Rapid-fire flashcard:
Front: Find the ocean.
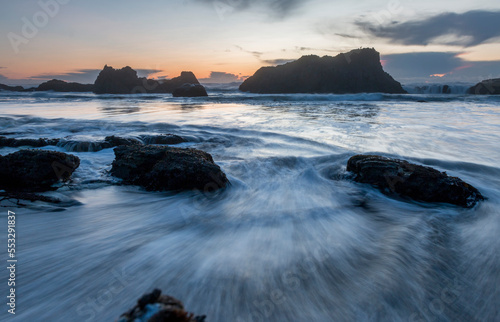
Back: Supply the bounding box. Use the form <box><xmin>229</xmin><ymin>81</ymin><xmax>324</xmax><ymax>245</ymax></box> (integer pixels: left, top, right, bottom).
<box><xmin>0</xmin><ymin>87</ymin><xmax>499</xmax><ymax>321</ymax></box>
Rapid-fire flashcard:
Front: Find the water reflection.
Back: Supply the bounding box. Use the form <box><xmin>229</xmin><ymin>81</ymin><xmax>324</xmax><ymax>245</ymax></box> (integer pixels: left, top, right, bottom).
<box><xmin>262</xmin><ymin>102</ymin><xmax>380</xmax><ymax>122</ymax></box>
<box><xmin>98</xmin><ymin>101</ymin><xmax>141</xmax><ymax>115</ymax></box>
<box><xmin>178</xmin><ymin>103</ymin><xmax>206</xmax><ymax>110</ymax></box>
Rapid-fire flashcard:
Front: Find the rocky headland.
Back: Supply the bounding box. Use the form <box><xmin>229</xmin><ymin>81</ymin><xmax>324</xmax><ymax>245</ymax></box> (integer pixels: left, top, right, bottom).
<box><xmin>239</xmin><ymin>48</ymin><xmax>407</xmax><ymax>94</ymax></box>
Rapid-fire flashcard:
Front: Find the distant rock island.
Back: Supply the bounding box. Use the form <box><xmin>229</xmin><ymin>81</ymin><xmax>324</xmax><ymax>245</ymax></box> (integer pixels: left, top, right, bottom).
<box><xmin>36</xmin><ymin>79</ymin><xmax>94</xmax><ymax>92</ymax></box>
<box><xmin>0</xmin><ymin>84</ymin><xmax>25</xmax><ymax>92</ymax></box>
<box><xmin>468</xmin><ymin>78</ymin><xmax>500</xmax><ymax>94</ymax></box>
<box><xmin>0</xmin><ymin>66</ymin><xmax>208</xmax><ymax>97</ymax></box>
<box><xmin>239</xmin><ymin>48</ymin><xmax>406</xmax><ymax>94</ymax></box>
<box><xmin>93</xmin><ymin>65</ymin><xmax>207</xmax><ymax>96</ymax></box>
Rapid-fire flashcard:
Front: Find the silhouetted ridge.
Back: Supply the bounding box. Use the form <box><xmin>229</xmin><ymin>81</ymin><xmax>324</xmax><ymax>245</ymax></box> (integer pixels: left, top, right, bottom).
<box><xmin>239</xmin><ymin>48</ymin><xmax>406</xmax><ymax>94</ymax></box>
<box><xmin>36</xmin><ymin>79</ymin><xmax>94</xmax><ymax>92</ymax></box>
<box><xmin>0</xmin><ymin>84</ymin><xmax>25</xmax><ymax>92</ymax></box>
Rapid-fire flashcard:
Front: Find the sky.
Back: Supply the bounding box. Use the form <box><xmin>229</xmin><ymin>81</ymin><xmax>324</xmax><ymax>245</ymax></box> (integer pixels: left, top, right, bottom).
<box><xmin>1</xmin><ymin>0</ymin><xmax>500</xmax><ymax>86</ymax></box>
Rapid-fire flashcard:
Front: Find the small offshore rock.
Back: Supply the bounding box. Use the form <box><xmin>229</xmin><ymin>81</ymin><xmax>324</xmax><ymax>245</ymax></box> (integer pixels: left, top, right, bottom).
<box><xmin>346</xmin><ymin>155</ymin><xmax>484</xmax><ymax>208</ymax></box>
<box><xmin>172</xmin><ymin>83</ymin><xmax>208</xmax><ymax>97</ymax></box>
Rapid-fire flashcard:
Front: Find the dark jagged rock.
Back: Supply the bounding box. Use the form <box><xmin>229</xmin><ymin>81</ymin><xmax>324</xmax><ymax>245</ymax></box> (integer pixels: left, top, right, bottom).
<box><xmin>36</xmin><ymin>79</ymin><xmax>94</xmax><ymax>92</ymax></box>
<box><xmin>0</xmin><ymin>150</ymin><xmax>80</xmax><ymax>192</ymax></box>
<box><xmin>0</xmin><ymin>84</ymin><xmax>25</xmax><ymax>92</ymax></box>
<box><xmin>111</xmin><ymin>145</ymin><xmax>229</xmax><ymax>191</ymax></box>
<box><xmin>0</xmin><ymin>136</ymin><xmax>59</xmax><ymax>147</ymax></box>
<box><xmin>118</xmin><ymin>289</ymin><xmax>206</xmax><ymax>322</ymax></box>
<box><xmin>93</xmin><ymin>65</ymin><xmax>202</xmax><ymax>94</ymax></box>
<box><xmin>139</xmin><ymin>134</ymin><xmax>187</xmax><ymax>145</ymax></box>
<box><xmin>172</xmin><ymin>83</ymin><xmax>208</xmax><ymax>97</ymax></box>
<box><xmin>346</xmin><ymin>155</ymin><xmax>484</xmax><ymax>208</ymax></box>
<box><xmin>468</xmin><ymin>78</ymin><xmax>500</xmax><ymax>94</ymax></box>
<box><xmin>239</xmin><ymin>48</ymin><xmax>406</xmax><ymax>94</ymax></box>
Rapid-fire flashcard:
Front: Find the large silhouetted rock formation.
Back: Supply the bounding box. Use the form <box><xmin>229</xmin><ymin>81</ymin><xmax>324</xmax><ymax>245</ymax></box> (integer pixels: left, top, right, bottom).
<box><xmin>93</xmin><ymin>65</ymin><xmax>206</xmax><ymax>95</ymax></box>
<box><xmin>468</xmin><ymin>78</ymin><xmax>500</xmax><ymax>94</ymax></box>
<box><xmin>36</xmin><ymin>79</ymin><xmax>94</xmax><ymax>92</ymax></box>
<box><xmin>239</xmin><ymin>48</ymin><xmax>406</xmax><ymax>94</ymax></box>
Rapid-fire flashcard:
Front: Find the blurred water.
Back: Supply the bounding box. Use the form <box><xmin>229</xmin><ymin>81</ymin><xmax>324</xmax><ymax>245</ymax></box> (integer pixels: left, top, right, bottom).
<box><xmin>0</xmin><ymin>91</ymin><xmax>499</xmax><ymax>321</ymax></box>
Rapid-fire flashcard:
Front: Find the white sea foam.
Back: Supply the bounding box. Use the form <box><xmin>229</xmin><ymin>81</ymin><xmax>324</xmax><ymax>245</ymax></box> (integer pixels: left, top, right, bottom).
<box><xmin>0</xmin><ymin>90</ymin><xmax>499</xmax><ymax>321</ymax></box>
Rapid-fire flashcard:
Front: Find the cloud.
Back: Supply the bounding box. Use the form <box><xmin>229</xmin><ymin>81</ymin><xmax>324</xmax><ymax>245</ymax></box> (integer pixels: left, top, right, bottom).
<box><xmin>262</xmin><ymin>58</ymin><xmax>294</xmax><ymax>65</ymax></box>
<box><xmin>29</xmin><ymin>69</ymin><xmax>101</xmax><ymax>84</ymax></box>
<box><xmin>199</xmin><ymin>71</ymin><xmax>244</xmax><ymax>83</ymax></box>
<box><xmin>382</xmin><ymin>52</ymin><xmax>463</xmax><ymax>78</ymax></box>
<box><xmin>29</xmin><ymin>68</ymin><xmax>163</xmax><ymax>84</ymax></box>
<box><xmin>234</xmin><ymin>45</ymin><xmax>263</xmax><ymax>59</ymax></box>
<box><xmin>191</xmin><ymin>0</ymin><xmax>307</xmax><ymax>19</ymax></box>
<box><xmin>234</xmin><ymin>45</ymin><xmax>296</xmax><ymax>66</ymax></box>
<box><xmin>357</xmin><ymin>10</ymin><xmax>500</xmax><ymax>47</ymax></box>
<box><xmin>381</xmin><ymin>52</ymin><xmax>500</xmax><ymax>83</ymax></box>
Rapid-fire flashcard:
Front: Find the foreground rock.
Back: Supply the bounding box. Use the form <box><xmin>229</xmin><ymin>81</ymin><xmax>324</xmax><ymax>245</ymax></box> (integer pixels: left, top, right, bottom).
<box><xmin>468</xmin><ymin>78</ymin><xmax>500</xmax><ymax>94</ymax></box>
<box><xmin>111</xmin><ymin>145</ymin><xmax>229</xmax><ymax>191</ymax></box>
<box><xmin>0</xmin><ymin>134</ymin><xmax>186</xmax><ymax>152</ymax></box>
<box><xmin>0</xmin><ymin>150</ymin><xmax>80</xmax><ymax>192</ymax></box>
<box><xmin>239</xmin><ymin>48</ymin><xmax>406</xmax><ymax>94</ymax></box>
<box><xmin>118</xmin><ymin>289</ymin><xmax>205</xmax><ymax>322</ymax></box>
<box><xmin>346</xmin><ymin>155</ymin><xmax>484</xmax><ymax>208</ymax></box>
<box><xmin>93</xmin><ymin>65</ymin><xmax>205</xmax><ymax>94</ymax></box>
<box><xmin>172</xmin><ymin>83</ymin><xmax>208</xmax><ymax>97</ymax></box>
<box><xmin>0</xmin><ymin>136</ymin><xmax>60</xmax><ymax>147</ymax></box>
<box><xmin>36</xmin><ymin>79</ymin><xmax>94</xmax><ymax>92</ymax></box>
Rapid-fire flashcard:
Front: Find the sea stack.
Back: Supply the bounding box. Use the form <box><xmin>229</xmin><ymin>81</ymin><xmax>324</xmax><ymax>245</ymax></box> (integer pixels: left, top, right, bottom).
<box><xmin>93</xmin><ymin>65</ymin><xmax>207</xmax><ymax>95</ymax></box>
<box><xmin>239</xmin><ymin>48</ymin><xmax>406</xmax><ymax>94</ymax></box>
